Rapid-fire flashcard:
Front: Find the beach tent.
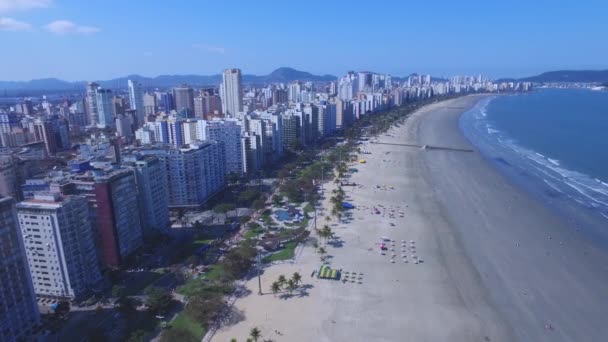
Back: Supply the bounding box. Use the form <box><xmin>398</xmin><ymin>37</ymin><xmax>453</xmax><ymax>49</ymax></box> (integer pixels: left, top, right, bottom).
<box><xmin>342</xmin><ymin>202</ymin><xmax>354</xmax><ymax>209</ymax></box>
<box><xmin>318</xmin><ymin>265</ymin><xmax>341</xmax><ymax>280</ymax></box>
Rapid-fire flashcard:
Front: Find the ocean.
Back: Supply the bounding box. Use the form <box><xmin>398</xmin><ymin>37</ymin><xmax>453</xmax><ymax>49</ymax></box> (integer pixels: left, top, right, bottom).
<box><xmin>460</xmin><ymin>89</ymin><xmax>608</xmax><ymax>241</ymax></box>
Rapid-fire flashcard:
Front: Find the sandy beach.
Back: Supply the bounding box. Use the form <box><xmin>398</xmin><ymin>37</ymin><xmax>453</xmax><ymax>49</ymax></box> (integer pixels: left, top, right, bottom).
<box><xmin>211</xmin><ymin>96</ymin><xmax>608</xmax><ymax>342</ymax></box>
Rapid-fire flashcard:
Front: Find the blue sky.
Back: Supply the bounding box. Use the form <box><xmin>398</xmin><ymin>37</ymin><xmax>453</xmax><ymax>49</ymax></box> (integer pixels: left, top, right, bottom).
<box><xmin>1</xmin><ymin>0</ymin><xmax>607</xmax><ymax>81</ymax></box>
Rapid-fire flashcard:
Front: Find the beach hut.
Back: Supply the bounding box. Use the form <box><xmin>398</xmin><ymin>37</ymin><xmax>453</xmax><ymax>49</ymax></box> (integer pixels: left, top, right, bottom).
<box><xmin>317</xmin><ymin>265</ymin><xmax>341</xmax><ymax>280</ymax></box>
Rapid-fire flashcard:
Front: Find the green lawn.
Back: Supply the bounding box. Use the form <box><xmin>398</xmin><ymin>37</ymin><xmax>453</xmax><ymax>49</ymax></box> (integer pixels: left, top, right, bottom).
<box><xmin>171</xmin><ymin>311</ymin><xmax>206</xmax><ymax>339</ymax></box>
<box><xmin>303</xmin><ymin>202</ymin><xmax>314</xmax><ymax>213</ymax></box>
<box><xmin>204</xmin><ymin>265</ymin><xmax>225</xmax><ymax>281</ymax></box>
<box><xmin>177</xmin><ymin>265</ymin><xmax>228</xmax><ymax>297</ymax></box>
<box><xmin>263</xmin><ymin>241</ymin><xmax>298</xmax><ymax>263</ymax></box>
<box><xmin>243</xmin><ymin>226</ymin><xmax>265</xmax><ymax>240</ymax></box>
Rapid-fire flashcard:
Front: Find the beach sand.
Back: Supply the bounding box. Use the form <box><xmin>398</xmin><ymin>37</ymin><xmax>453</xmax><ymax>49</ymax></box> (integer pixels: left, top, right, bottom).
<box><xmin>211</xmin><ymin>96</ymin><xmax>608</xmax><ymax>342</ymax></box>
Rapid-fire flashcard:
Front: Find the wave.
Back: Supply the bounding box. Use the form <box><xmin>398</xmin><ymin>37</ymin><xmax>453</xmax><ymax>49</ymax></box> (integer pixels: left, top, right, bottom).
<box><xmin>462</xmin><ymin>97</ymin><xmax>608</xmax><ymax>220</ymax></box>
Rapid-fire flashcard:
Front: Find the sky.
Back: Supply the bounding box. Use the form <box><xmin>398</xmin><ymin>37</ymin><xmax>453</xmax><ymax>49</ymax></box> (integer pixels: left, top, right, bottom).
<box><xmin>1</xmin><ymin>0</ymin><xmax>607</xmax><ymax>81</ymax></box>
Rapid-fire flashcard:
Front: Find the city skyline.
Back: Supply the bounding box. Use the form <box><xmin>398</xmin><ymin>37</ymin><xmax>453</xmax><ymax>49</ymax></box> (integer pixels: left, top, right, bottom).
<box><xmin>1</xmin><ymin>0</ymin><xmax>608</xmax><ymax>81</ymax></box>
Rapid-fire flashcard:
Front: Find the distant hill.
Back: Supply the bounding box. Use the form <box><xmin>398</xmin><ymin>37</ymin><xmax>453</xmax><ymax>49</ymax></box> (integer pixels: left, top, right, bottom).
<box><xmin>517</xmin><ymin>70</ymin><xmax>608</xmax><ymax>83</ymax></box>
<box><xmin>0</xmin><ymin>67</ymin><xmax>337</xmax><ymax>94</ymax></box>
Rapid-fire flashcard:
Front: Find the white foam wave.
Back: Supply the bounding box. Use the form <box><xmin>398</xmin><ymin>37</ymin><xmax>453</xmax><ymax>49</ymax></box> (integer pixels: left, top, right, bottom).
<box><xmin>543</xmin><ymin>179</ymin><xmax>564</xmax><ymax>194</ymax></box>
<box><xmin>487</xmin><ymin>127</ymin><xmax>499</xmax><ymax>135</ymax></box>
<box><xmin>548</xmin><ymin>158</ymin><xmax>560</xmax><ymax>166</ymax></box>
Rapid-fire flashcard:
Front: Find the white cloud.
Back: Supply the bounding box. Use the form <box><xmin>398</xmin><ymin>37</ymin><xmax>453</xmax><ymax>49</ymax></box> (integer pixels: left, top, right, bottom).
<box><xmin>45</xmin><ymin>20</ymin><xmax>100</xmax><ymax>35</ymax></box>
<box><xmin>0</xmin><ymin>0</ymin><xmax>52</xmax><ymax>13</ymax></box>
<box><xmin>0</xmin><ymin>16</ymin><xmax>31</xmax><ymax>30</ymax></box>
<box><xmin>192</xmin><ymin>43</ymin><xmax>226</xmax><ymax>54</ymax></box>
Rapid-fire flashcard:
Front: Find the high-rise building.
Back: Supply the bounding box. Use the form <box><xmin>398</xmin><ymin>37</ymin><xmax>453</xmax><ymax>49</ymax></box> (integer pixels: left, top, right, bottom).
<box><xmin>96</xmin><ymin>88</ymin><xmax>115</xmax><ymax>128</ymax></box>
<box><xmin>115</xmin><ymin>113</ymin><xmax>134</xmax><ymax>143</ymax></box>
<box><xmin>112</xmin><ymin>96</ymin><xmax>125</xmax><ymax>117</ymax></box>
<box><xmin>136</xmin><ymin>142</ymin><xmax>225</xmax><ymax>208</ymax></box>
<box><xmin>122</xmin><ymin>154</ymin><xmax>169</xmax><ymax>238</ymax></box>
<box><xmin>160</xmin><ymin>92</ymin><xmax>175</xmax><ymax>112</ymax></box>
<box><xmin>59</xmin><ymin>168</ymin><xmax>144</xmax><ymax>267</ymax></box>
<box><xmin>33</xmin><ymin>119</ymin><xmax>58</xmax><ymax>155</ymax></box>
<box><xmin>201</xmin><ymin>119</ymin><xmax>243</xmax><ymax>175</ymax></box>
<box><xmin>0</xmin><ymin>154</ymin><xmax>23</xmax><ymax>201</ymax></box>
<box><xmin>173</xmin><ymin>85</ymin><xmax>195</xmax><ymax>118</ymax></box>
<box><xmin>143</xmin><ymin>92</ymin><xmax>157</xmax><ymax>116</ymax></box>
<box><xmin>17</xmin><ymin>193</ymin><xmax>102</xmax><ymax>300</ymax></box>
<box><xmin>194</xmin><ymin>96</ymin><xmax>206</xmax><ymax>119</ymax></box>
<box><xmin>0</xmin><ymin>196</ymin><xmax>40</xmax><ymax>341</ymax></box>
<box><xmin>128</xmin><ymin>80</ymin><xmax>145</xmax><ymax>126</ymax></box>
<box><xmin>220</xmin><ymin>68</ymin><xmax>243</xmax><ymax>118</ymax></box>
<box><xmin>86</xmin><ymin>82</ymin><xmax>100</xmax><ymax>126</ymax></box>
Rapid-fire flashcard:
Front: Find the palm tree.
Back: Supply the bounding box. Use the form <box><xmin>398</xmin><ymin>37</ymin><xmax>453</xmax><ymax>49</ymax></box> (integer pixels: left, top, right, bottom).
<box><xmin>277</xmin><ymin>275</ymin><xmax>286</xmax><ymax>288</ymax></box>
<box><xmin>325</xmin><ymin>215</ymin><xmax>331</xmax><ymax>222</ymax></box>
<box><xmin>292</xmin><ymin>272</ymin><xmax>302</xmax><ymax>286</ymax></box>
<box><xmin>286</xmin><ymin>279</ymin><xmax>297</xmax><ymax>293</ymax></box>
<box><xmin>270</xmin><ymin>281</ymin><xmax>281</xmax><ymax>295</ymax></box>
<box><xmin>249</xmin><ymin>327</ymin><xmax>262</xmax><ymax>342</ymax></box>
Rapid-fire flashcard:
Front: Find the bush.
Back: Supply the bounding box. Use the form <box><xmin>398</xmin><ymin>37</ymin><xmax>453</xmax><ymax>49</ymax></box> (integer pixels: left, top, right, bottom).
<box><xmin>213</xmin><ymin>203</ymin><xmax>236</xmax><ymax>213</ymax></box>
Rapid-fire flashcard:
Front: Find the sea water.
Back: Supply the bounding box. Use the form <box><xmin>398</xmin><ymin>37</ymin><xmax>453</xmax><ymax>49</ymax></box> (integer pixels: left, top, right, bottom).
<box><xmin>460</xmin><ymin>88</ymin><xmax>608</xmax><ymax>239</ymax></box>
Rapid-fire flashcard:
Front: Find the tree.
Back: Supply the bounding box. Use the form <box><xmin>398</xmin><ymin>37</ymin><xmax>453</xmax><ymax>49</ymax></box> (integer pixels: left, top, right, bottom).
<box><xmin>286</xmin><ymin>279</ymin><xmax>297</xmax><ymax>294</ymax></box>
<box><xmin>252</xmin><ymin>198</ymin><xmax>266</xmax><ymax>210</ymax></box>
<box><xmin>160</xmin><ymin>328</ymin><xmax>197</xmax><ymax>342</ymax></box>
<box><xmin>250</xmin><ymin>327</ymin><xmax>262</xmax><ymax>342</ymax></box>
<box><xmin>270</xmin><ymin>281</ymin><xmax>281</xmax><ymax>295</ymax></box>
<box><xmin>145</xmin><ymin>286</ymin><xmax>173</xmax><ymax>314</ymax></box>
<box><xmin>230</xmin><ymin>339</ymin><xmax>238</xmax><ymax>342</ymax></box>
<box><xmin>272</xmin><ymin>195</ymin><xmax>283</xmax><ymax>207</ymax></box>
<box><xmin>213</xmin><ymin>203</ymin><xmax>236</xmax><ymax>213</ymax></box>
<box><xmin>126</xmin><ymin>329</ymin><xmax>146</xmax><ymax>342</ymax></box>
<box><xmin>291</xmin><ymin>272</ymin><xmax>302</xmax><ymax>286</ymax></box>
<box><xmin>317</xmin><ymin>247</ymin><xmax>327</xmax><ymax>261</ymax></box>
<box><xmin>116</xmin><ymin>294</ymin><xmax>137</xmax><ymax>314</ymax></box>
<box><xmin>277</xmin><ymin>275</ymin><xmax>287</xmax><ymax>288</ymax></box>
<box><xmin>238</xmin><ymin>188</ymin><xmax>261</xmax><ymax>205</ymax></box>
<box><xmin>185</xmin><ymin>293</ymin><xmax>224</xmax><ymax>324</ymax></box>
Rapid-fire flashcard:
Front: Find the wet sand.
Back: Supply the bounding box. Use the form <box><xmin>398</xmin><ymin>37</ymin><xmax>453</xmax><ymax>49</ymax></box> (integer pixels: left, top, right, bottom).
<box><xmin>211</xmin><ymin>96</ymin><xmax>608</xmax><ymax>342</ymax></box>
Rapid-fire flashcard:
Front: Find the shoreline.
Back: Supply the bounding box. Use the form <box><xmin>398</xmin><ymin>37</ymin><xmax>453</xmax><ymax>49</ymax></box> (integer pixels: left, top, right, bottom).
<box><xmin>211</xmin><ymin>96</ymin><xmax>608</xmax><ymax>342</ymax></box>
<box><xmin>415</xmin><ymin>96</ymin><xmax>608</xmax><ymax>341</ymax></box>
<box><xmin>459</xmin><ymin>92</ymin><xmax>608</xmax><ymax>251</ymax></box>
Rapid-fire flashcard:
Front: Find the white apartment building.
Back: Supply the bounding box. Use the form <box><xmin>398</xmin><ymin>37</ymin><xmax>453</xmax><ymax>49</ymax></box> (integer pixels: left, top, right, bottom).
<box><xmin>137</xmin><ymin>141</ymin><xmax>225</xmax><ymax>208</ymax></box>
<box><xmin>220</xmin><ymin>68</ymin><xmax>243</xmax><ymax>118</ymax></box>
<box><xmin>16</xmin><ymin>193</ymin><xmax>101</xmax><ymax>300</ymax></box>
<box><xmin>200</xmin><ymin>119</ymin><xmax>244</xmax><ymax>175</ymax></box>
<box><xmin>123</xmin><ymin>155</ymin><xmax>169</xmax><ymax>237</ymax></box>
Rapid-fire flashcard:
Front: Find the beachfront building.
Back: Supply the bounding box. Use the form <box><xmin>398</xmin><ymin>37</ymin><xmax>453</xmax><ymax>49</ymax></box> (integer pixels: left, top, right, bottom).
<box><xmin>0</xmin><ymin>196</ymin><xmax>40</xmax><ymax>341</ymax></box>
<box><xmin>16</xmin><ymin>193</ymin><xmax>102</xmax><ymax>300</ymax></box>
<box><xmin>135</xmin><ymin>141</ymin><xmax>225</xmax><ymax>208</ymax></box>
<box><xmin>53</xmin><ymin>167</ymin><xmax>144</xmax><ymax>268</ymax></box>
